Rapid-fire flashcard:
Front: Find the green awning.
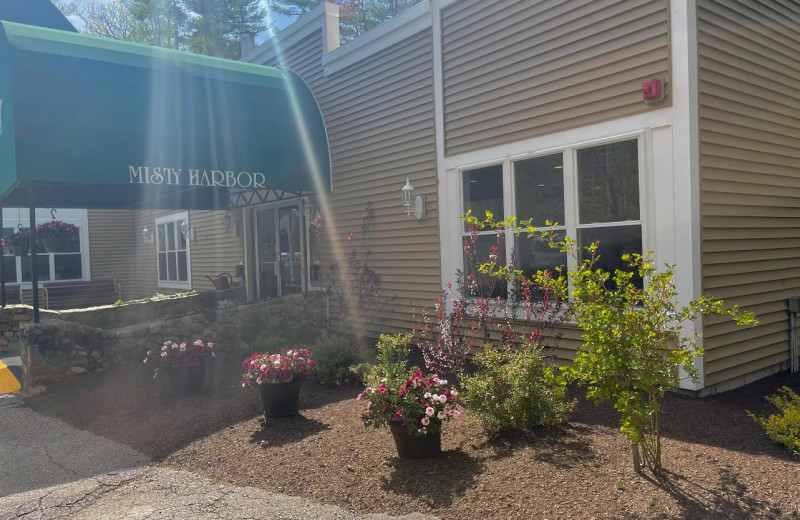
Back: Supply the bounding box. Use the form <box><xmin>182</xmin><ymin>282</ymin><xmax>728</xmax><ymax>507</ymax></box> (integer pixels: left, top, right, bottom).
<box><xmin>0</xmin><ymin>21</ymin><xmax>330</xmax><ymax>210</ymax></box>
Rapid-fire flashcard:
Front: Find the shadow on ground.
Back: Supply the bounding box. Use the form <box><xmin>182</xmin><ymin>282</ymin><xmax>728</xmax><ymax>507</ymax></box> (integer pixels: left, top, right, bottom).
<box><xmin>381</xmin><ymin>449</ymin><xmax>483</xmax><ymax>508</ymax></box>
<box><xmin>249</xmin><ymin>415</ymin><xmax>331</xmax><ymax>448</ymax></box>
<box><xmin>569</xmin><ymin>371</ymin><xmax>800</xmax><ymax>459</ymax></box>
<box><xmin>638</xmin><ymin>467</ymin><xmax>792</xmax><ymax>520</ymax></box>
<box><xmin>24</xmin><ymin>351</ymin><xmax>351</xmax><ymax>460</ymax></box>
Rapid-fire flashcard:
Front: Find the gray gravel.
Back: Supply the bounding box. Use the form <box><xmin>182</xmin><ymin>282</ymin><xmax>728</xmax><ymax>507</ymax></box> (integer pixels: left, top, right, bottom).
<box><xmin>0</xmin><ymin>467</ymin><xmax>439</xmax><ymax>519</ymax></box>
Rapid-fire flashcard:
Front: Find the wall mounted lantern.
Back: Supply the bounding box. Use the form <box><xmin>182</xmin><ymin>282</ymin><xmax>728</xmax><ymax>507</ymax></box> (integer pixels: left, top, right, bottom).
<box><xmin>142</xmin><ymin>226</ymin><xmax>154</xmax><ymax>245</ymax></box>
<box><xmin>180</xmin><ymin>220</ymin><xmax>195</xmax><ymax>241</ymax></box>
<box><xmin>401</xmin><ymin>177</ymin><xmax>425</xmax><ymax>221</ymax></box>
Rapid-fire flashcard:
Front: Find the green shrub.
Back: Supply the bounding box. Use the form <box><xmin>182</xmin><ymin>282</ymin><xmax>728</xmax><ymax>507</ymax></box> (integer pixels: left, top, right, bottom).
<box><xmin>351</xmin><ymin>333</ymin><xmax>415</xmax><ymax>389</ymax></box>
<box><xmin>462</xmin><ymin>343</ymin><xmax>572</xmax><ymax>437</ymax></box>
<box><xmin>748</xmin><ymin>386</ymin><xmax>800</xmax><ymax>457</ymax></box>
<box><xmin>312</xmin><ymin>333</ymin><xmax>362</xmax><ymax>384</ymax></box>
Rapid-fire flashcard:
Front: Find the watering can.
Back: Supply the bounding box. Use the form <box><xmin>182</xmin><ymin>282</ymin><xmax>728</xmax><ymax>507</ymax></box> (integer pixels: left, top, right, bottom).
<box><xmin>205</xmin><ymin>273</ymin><xmax>233</xmax><ymax>290</ymax></box>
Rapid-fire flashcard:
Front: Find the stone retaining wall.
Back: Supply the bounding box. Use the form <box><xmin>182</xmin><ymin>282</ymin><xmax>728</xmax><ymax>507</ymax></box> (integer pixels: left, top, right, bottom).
<box><xmin>19</xmin><ymin>292</ymin><xmax>327</xmax><ymax>394</ymax></box>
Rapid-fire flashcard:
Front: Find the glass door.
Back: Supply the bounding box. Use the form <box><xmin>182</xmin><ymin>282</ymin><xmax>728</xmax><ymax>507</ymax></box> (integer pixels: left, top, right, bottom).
<box><xmin>255</xmin><ymin>204</ymin><xmax>305</xmax><ymax>298</ymax></box>
<box><xmin>278</xmin><ymin>206</ymin><xmax>303</xmax><ymax>294</ymax></box>
<box><xmin>256</xmin><ymin>208</ymin><xmax>278</xmax><ymax>297</ymax></box>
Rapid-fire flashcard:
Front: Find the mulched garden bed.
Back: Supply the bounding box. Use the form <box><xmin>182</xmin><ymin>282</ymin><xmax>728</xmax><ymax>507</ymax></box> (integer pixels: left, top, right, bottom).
<box><xmin>26</xmin><ymin>355</ymin><xmax>800</xmax><ymax>519</ymax></box>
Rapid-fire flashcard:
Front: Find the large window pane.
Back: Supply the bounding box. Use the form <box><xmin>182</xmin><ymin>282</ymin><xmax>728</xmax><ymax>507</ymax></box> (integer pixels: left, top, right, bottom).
<box><xmin>578</xmin><ymin>225</ymin><xmax>643</xmax><ymax>289</ymax></box>
<box><xmin>21</xmin><ymin>255</ymin><xmax>52</xmax><ymax>282</ymax></box>
<box><xmin>578</xmin><ymin>140</ymin><xmax>639</xmax><ymax>224</ymax></box>
<box><xmin>514</xmin><ymin>153</ymin><xmax>565</xmax><ymax>226</ymax></box>
<box><xmin>177</xmin><ymin>252</ymin><xmax>188</xmax><ymax>281</ymax></box>
<box><xmin>167</xmin><ymin>223</ymin><xmax>176</xmax><ymax>250</ymax></box>
<box><xmin>463</xmin><ymin>164</ymin><xmax>504</xmax><ymax>228</ymax></box>
<box><xmin>1</xmin><ymin>256</ymin><xmax>16</xmax><ymax>283</ymax></box>
<box><xmin>158</xmin><ymin>224</ymin><xmax>167</xmax><ymax>251</ymax></box>
<box><xmin>463</xmin><ymin>234</ymin><xmax>507</xmax><ymax>299</ymax></box>
<box><xmin>167</xmin><ymin>253</ymin><xmax>177</xmax><ymax>281</ymax></box>
<box><xmin>54</xmin><ymin>254</ymin><xmax>82</xmax><ymax>280</ymax></box>
<box><xmin>516</xmin><ymin>231</ymin><xmax>567</xmax><ymax>279</ymax></box>
<box><xmin>158</xmin><ymin>253</ymin><xmax>168</xmax><ymax>280</ymax></box>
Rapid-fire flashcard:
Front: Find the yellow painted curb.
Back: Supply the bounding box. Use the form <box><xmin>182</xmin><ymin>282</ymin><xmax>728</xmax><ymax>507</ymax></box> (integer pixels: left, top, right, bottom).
<box><xmin>0</xmin><ymin>360</ymin><xmax>21</xmax><ymax>393</ymax></box>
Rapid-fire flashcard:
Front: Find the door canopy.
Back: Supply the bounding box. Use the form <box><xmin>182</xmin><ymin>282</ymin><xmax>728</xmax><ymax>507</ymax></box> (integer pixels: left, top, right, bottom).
<box><xmin>0</xmin><ymin>21</ymin><xmax>331</xmax><ymax>210</ymax></box>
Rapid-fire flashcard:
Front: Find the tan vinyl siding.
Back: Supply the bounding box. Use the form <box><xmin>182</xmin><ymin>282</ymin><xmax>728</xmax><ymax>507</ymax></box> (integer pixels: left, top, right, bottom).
<box><xmin>260</xmin><ymin>29</ymin><xmax>440</xmax><ymax>338</ymax></box>
<box><xmin>87</xmin><ymin>209</ymin><xmax>136</xmax><ymax>300</ymax></box>
<box><xmin>698</xmin><ymin>0</ymin><xmax>800</xmax><ymax>386</ymax></box>
<box><xmin>131</xmin><ymin>210</ymin><xmax>243</xmax><ymax>298</ymax></box>
<box><xmin>441</xmin><ymin>0</ymin><xmax>671</xmax><ymax>156</ymax></box>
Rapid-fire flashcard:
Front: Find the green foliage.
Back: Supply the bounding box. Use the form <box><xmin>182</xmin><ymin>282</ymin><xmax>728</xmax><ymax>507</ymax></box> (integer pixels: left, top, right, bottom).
<box><xmin>529</xmin><ymin>223</ymin><xmax>757</xmax><ymax>473</ymax></box>
<box><xmin>352</xmin><ymin>333</ymin><xmax>415</xmax><ymax>390</ymax></box>
<box><xmin>311</xmin><ymin>333</ymin><xmax>363</xmax><ymax>385</ymax></box>
<box><xmin>748</xmin><ymin>386</ymin><xmax>800</xmax><ymax>457</ymax></box>
<box><xmin>462</xmin><ymin>343</ymin><xmax>573</xmax><ymax>437</ymax></box>
<box><xmin>55</xmin><ymin>0</ymin><xmax>265</xmax><ymax>58</ymax></box>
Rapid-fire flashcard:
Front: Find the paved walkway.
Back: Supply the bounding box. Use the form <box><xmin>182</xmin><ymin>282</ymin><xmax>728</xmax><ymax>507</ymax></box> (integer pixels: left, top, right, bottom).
<box><xmin>0</xmin><ymin>396</ymin><xmax>437</xmax><ymax>519</ymax></box>
<box><xmin>0</xmin><ymin>467</ymin><xmax>438</xmax><ymax>520</ymax></box>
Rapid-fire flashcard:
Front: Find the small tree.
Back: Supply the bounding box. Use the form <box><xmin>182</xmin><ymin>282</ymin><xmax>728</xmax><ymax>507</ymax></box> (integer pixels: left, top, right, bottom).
<box><xmin>530</xmin><ymin>225</ymin><xmax>756</xmax><ymax>473</ymax></box>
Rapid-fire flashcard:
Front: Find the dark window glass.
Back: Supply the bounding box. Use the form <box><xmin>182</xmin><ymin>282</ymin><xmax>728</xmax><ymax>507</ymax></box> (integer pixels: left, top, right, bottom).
<box><xmin>463</xmin><ymin>234</ymin><xmax>507</xmax><ymax>299</ymax></box>
<box><xmin>54</xmin><ymin>254</ymin><xmax>82</xmax><ymax>280</ymax></box>
<box><xmin>158</xmin><ymin>224</ymin><xmax>167</xmax><ymax>251</ymax></box>
<box><xmin>578</xmin><ymin>225</ymin><xmax>643</xmax><ymax>289</ymax></box>
<box><xmin>516</xmin><ymin>231</ymin><xmax>567</xmax><ymax>279</ymax></box>
<box><xmin>578</xmin><ymin>140</ymin><xmax>639</xmax><ymax>224</ymax></box>
<box><xmin>21</xmin><ymin>255</ymin><xmax>51</xmax><ymax>282</ymax></box>
<box><xmin>158</xmin><ymin>253</ymin><xmax>168</xmax><ymax>280</ymax></box>
<box><xmin>463</xmin><ymin>164</ymin><xmax>504</xmax><ymax>229</ymax></box>
<box><xmin>177</xmin><ymin>252</ymin><xmax>188</xmax><ymax>281</ymax></box>
<box><xmin>167</xmin><ymin>253</ymin><xmax>177</xmax><ymax>281</ymax></box>
<box><xmin>514</xmin><ymin>154</ymin><xmax>565</xmax><ymax>226</ymax></box>
<box><xmin>1</xmin><ymin>256</ymin><xmax>16</xmax><ymax>282</ymax></box>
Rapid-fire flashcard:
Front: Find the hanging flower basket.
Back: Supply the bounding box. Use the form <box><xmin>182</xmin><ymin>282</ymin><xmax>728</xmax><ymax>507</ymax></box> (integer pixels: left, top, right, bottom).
<box><xmin>36</xmin><ymin>221</ymin><xmax>78</xmax><ymax>252</ymax></box>
<box><xmin>2</xmin><ymin>232</ymin><xmax>30</xmax><ymax>256</ymax></box>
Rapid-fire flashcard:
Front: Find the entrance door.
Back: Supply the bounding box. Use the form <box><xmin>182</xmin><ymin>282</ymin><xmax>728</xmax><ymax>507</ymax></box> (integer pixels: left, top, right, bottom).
<box><xmin>255</xmin><ymin>204</ymin><xmax>304</xmax><ymax>298</ymax></box>
<box><xmin>278</xmin><ymin>206</ymin><xmax>303</xmax><ymax>294</ymax></box>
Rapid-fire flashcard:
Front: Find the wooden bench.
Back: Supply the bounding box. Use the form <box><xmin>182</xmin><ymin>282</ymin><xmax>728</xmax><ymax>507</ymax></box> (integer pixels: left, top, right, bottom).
<box><xmin>43</xmin><ymin>279</ymin><xmax>120</xmax><ymax>310</ymax></box>
<box><xmin>1</xmin><ymin>285</ymin><xmax>22</xmax><ymax>305</ymax></box>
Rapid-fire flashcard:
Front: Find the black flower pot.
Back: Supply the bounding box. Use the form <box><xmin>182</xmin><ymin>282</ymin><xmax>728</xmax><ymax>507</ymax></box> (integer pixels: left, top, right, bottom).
<box><xmin>259</xmin><ymin>378</ymin><xmax>301</xmax><ymax>418</ymax></box>
<box><xmin>168</xmin><ymin>361</ymin><xmax>206</xmax><ymax>395</ymax></box>
<box><xmin>8</xmin><ymin>245</ymin><xmax>27</xmax><ymax>256</ymax></box>
<box><xmin>42</xmin><ymin>238</ymin><xmax>68</xmax><ymax>253</ymax></box>
<box><xmin>389</xmin><ymin>422</ymin><xmax>442</xmax><ymax>459</ymax></box>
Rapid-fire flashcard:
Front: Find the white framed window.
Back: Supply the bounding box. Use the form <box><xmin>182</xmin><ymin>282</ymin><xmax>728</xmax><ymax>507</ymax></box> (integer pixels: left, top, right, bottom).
<box><xmin>1</xmin><ymin>208</ymin><xmax>89</xmax><ymax>285</ymax></box>
<box><xmin>460</xmin><ymin>134</ymin><xmax>645</xmax><ymax>293</ymax></box>
<box><xmin>156</xmin><ymin>212</ymin><xmax>191</xmax><ymax>289</ymax></box>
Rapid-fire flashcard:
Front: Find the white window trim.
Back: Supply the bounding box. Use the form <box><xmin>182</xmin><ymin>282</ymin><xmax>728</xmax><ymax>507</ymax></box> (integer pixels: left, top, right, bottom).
<box><xmin>156</xmin><ymin>212</ymin><xmax>192</xmax><ymax>290</ymax></box>
<box><xmin>456</xmin><ymin>131</ymin><xmax>649</xmax><ymax>293</ymax></box>
<box><xmin>3</xmin><ymin>209</ymin><xmax>90</xmax><ymax>287</ymax></box>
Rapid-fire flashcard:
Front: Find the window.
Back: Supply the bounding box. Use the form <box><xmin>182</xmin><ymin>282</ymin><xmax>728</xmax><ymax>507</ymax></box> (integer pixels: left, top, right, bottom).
<box><xmin>1</xmin><ymin>208</ymin><xmax>87</xmax><ymax>285</ymax></box>
<box><xmin>156</xmin><ymin>213</ymin><xmax>191</xmax><ymax>289</ymax></box>
<box><xmin>460</xmin><ymin>137</ymin><xmax>644</xmax><ymax>293</ymax></box>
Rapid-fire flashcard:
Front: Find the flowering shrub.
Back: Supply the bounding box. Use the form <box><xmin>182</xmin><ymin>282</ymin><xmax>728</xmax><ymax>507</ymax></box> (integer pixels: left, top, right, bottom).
<box><xmin>143</xmin><ymin>339</ymin><xmax>215</xmax><ymax>378</ymax></box>
<box><xmin>240</xmin><ymin>348</ymin><xmax>316</xmax><ymax>386</ymax></box>
<box><xmin>359</xmin><ymin>370</ymin><xmax>463</xmax><ymax>436</ymax></box>
<box><xmin>413</xmin><ymin>211</ymin><xmax>568</xmax><ymax>376</ymax></box>
<box><xmin>1</xmin><ymin>230</ymin><xmax>30</xmax><ymax>249</ymax></box>
<box><xmin>36</xmin><ymin>221</ymin><xmax>79</xmax><ymax>240</ymax></box>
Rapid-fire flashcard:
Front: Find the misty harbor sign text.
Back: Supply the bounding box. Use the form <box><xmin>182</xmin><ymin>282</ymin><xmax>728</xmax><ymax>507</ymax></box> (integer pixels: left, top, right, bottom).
<box><xmin>129</xmin><ymin>166</ymin><xmax>266</xmax><ymax>189</ymax></box>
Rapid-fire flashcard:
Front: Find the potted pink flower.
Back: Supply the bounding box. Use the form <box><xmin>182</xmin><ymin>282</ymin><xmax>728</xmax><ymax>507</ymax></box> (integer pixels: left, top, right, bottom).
<box><xmin>241</xmin><ymin>348</ymin><xmax>316</xmax><ymax>418</ymax></box>
<box><xmin>359</xmin><ymin>370</ymin><xmax>463</xmax><ymax>459</ymax></box>
<box><xmin>143</xmin><ymin>339</ymin><xmax>215</xmax><ymax>395</ymax></box>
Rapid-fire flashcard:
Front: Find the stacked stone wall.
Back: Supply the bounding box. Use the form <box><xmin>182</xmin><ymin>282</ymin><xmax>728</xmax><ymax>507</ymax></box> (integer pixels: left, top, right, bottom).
<box><xmin>18</xmin><ymin>292</ymin><xmax>327</xmax><ymax>393</ymax></box>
